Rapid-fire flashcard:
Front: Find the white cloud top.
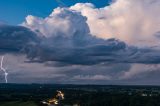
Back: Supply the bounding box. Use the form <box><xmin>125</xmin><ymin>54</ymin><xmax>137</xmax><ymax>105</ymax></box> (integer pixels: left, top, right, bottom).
<box><xmin>70</xmin><ymin>0</ymin><xmax>160</xmax><ymax>46</ymax></box>
<box><xmin>23</xmin><ymin>0</ymin><xmax>160</xmax><ymax>47</ymax></box>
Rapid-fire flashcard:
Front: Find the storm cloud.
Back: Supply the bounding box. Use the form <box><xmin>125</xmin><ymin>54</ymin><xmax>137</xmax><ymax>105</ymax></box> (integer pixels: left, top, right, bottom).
<box><xmin>1</xmin><ymin>0</ymin><xmax>160</xmax><ymax>84</ymax></box>
<box><xmin>0</xmin><ymin>4</ymin><xmax>160</xmax><ymax>66</ymax></box>
<box><xmin>21</xmin><ymin>6</ymin><xmax>160</xmax><ymax>65</ymax></box>
<box><xmin>0</xmin><ymin>24</ymin><xmax>39</xmax><ymax>53</ymax></box>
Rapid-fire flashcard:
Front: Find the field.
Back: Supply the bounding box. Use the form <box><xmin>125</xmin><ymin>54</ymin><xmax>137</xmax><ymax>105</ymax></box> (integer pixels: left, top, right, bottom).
<box><xmin>0</xmin><ymin>101</ymin><xmax>36</xmax><ymax>106</ymax></box>
<box><xmin>1</xmin><ymin>84</ymin><xmax>160</xmax><ymax>106</ymax></box>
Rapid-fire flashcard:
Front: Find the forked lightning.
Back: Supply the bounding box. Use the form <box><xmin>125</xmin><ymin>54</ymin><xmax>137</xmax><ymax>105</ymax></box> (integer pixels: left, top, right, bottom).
<box><xmin>0</xmin><ymin>56</ymin><xmax>8</xmax><ymax>83</ymax></box>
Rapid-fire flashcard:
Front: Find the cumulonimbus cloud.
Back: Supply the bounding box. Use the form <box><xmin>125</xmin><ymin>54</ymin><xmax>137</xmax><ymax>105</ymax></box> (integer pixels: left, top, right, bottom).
<box><xmin>20</xmin><ymin>1</ymin><xmax>160</xmax><ymax>65</ymax></box>
<box><xmin>23</xmin><ymin>0</ymin><xmax>160</xmax><ymax>47</ymax></box>
<box><xmin>1</xmin><ymin>0</ymin><xmax>160</xmax><ymax>83</ymax></box>
<box><xmin>1</xmin><ymin>0</ymin><xmax>160</xmax><ymax>66</ymax></box>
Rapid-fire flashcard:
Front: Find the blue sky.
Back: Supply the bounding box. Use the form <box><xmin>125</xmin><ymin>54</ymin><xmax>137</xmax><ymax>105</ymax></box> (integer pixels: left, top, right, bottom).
<box><xmin>0</xmin><ymin>0</ymin><xmax>111</xmax><ymax>25</ymax></box>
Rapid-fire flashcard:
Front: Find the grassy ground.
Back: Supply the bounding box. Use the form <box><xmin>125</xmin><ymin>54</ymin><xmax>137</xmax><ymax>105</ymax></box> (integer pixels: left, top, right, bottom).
<box><xmin>0</xmin><ymin>101</ymin><xmax>37</xmax><ymax>106</ymax></box>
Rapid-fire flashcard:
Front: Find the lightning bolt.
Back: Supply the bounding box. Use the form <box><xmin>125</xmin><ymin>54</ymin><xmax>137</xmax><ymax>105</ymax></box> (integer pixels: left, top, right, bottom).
<box><xmin>0</xmin><ymin>56</ymin><xmax>8</xmax><ymax>83</ymax></box>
